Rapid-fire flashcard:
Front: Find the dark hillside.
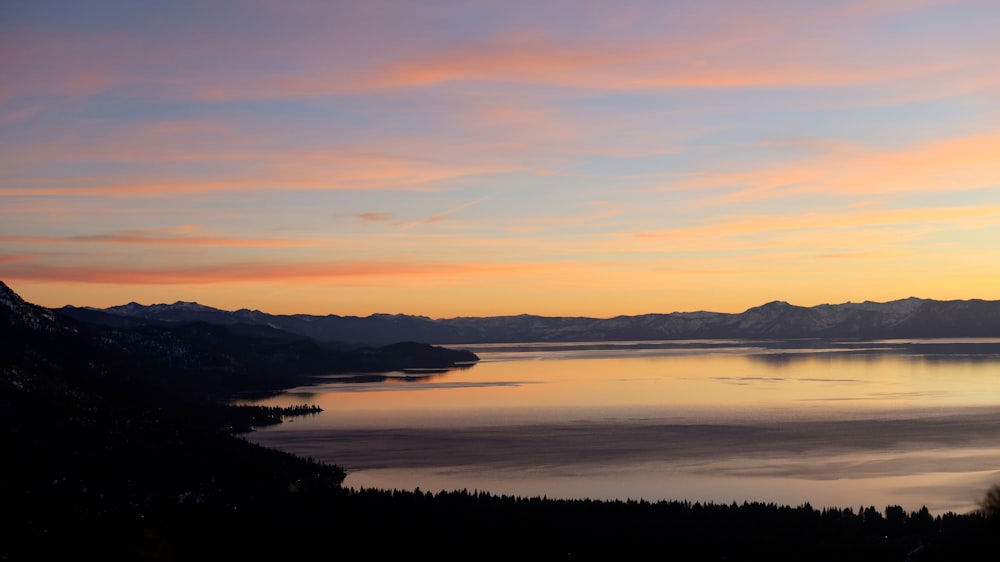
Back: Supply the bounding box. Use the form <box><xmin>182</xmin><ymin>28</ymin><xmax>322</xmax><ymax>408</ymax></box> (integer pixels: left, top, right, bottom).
<box><xmin>58</xmin><ymin>309</ymin><xmax>479</xmax><ymax>395</ymax></box>
<box><xmin>1</xmin><ymin>281</ymin><xmax>346</xmax><ymax>560</ymax></box>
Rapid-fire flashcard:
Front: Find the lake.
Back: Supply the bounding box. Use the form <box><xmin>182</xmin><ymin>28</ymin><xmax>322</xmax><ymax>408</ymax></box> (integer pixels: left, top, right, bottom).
<box><xmin>241</xmin><ymin>338</ymin><xmax>1000</xmax><ymax>515</ymax></box>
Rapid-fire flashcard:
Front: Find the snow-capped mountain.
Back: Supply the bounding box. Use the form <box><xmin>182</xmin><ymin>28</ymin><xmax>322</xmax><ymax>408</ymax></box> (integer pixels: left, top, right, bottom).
<box><xmin>3</xmin><ymin>281</ymin><xmax>479</xmax><ymax>393</ymax></box>
<box><xmin>60</xmin><ymin>295</ymin><xmax>1000</xmax><ymax>345</ymax></box>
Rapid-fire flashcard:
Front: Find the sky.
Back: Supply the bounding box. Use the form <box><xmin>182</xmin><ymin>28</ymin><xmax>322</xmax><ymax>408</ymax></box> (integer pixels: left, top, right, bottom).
<box><xmin>2</xmin><ymin>0</ymin><xmax>1000</xmax><ymax>318</ymax></box>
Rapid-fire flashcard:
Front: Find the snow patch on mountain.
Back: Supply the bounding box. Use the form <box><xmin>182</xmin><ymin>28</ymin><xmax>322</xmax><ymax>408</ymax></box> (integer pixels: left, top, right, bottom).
<box><xmin>0</xmin><ymin>280</ymin><xmax>66</xmax><ymax>333</ymax></box>
<box><xmin>51</xmin><ymin>292</ymin><xmax>1000</xmax><ymax>345</ymax></box>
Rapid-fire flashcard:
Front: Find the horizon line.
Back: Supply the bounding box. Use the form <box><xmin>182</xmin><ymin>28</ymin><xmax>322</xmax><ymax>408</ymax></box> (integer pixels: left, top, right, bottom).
<box><xmin>55</xmin><ymin>294</ymin><xmax>990</xmax><ymax>321</ymax></box>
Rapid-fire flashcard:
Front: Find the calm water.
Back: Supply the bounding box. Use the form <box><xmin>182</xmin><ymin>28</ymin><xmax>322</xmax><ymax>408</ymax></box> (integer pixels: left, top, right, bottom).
<box><xmin>242</xmin><ymin>339</ymin><xmax>1000</xmax><ymax>514</ymax></box>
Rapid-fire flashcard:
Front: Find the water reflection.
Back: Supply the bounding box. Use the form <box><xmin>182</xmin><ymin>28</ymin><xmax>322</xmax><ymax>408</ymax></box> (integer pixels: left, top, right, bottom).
<box><xmin>243</xmin><ymin>338</ymin><xmax>1000</xmax><ymax>515</ymax></box>
<box><xmin>299</xmin><ymin>362</ymin><xmax>477</xmax><ymax>386</ymax></box>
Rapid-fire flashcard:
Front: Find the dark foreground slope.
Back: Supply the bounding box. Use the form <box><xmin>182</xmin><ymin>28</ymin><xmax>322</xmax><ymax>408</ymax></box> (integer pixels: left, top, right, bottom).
<box><xmin>1</xmin><ymin>281</ymin><xmax>347</xmax><ymax>560</ymax></box>
<box><xmin>4</xmin><ymin>281</ymin><xmax>999</xmax><ymax>561</ymax></box>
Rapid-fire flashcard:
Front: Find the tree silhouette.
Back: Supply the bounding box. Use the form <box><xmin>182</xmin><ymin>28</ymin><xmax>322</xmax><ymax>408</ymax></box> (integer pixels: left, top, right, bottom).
<box><xmin>980</xmin><ymin>484</ymin><xmax>1000</xmax><ymax>518</ymax></box>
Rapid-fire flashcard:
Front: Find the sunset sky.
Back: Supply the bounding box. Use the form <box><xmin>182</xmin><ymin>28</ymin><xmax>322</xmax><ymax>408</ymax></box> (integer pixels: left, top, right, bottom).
<box><xmin>2</xmin><ymin>0</ymin><xmax>999</xmax><ymax>318</ymax></box>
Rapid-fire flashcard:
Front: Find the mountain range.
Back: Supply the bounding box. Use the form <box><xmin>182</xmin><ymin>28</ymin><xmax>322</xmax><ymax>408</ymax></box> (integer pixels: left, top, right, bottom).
<box><xmin>3</xmin><ymin>280</ymin><xmax>478</xmax><ymax>396</ymax></box>
<box><xmin>60</xmin><ymin>296</ymin><xmax>1000</xmax><ymax>345</ymax></box>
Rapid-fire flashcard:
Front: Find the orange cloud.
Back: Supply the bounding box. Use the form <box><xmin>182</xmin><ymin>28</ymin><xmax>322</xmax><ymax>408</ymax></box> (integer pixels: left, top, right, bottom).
<box><xmin>641</xmin><ymin>133</ymin><xmax>1000</xmax><ymax>202</ymax></box>
<box><xmin>0</xmin><ymin>258</ymin><xmax>552</xmax><ymax>285</ymax></box>
<box><xmin>637</xmin><ymin>204</ymin><xmax>1000</xmax><ymax>242</ymax></box>
<box><xmin>347</xmin><ymin>13</ymin><xmax>974</xmax><ymax>94</ymax></box>
<box><xmin>814</xmin><ymin>250</ymin><xmax>906</xmax><ymax>260</ymax></box>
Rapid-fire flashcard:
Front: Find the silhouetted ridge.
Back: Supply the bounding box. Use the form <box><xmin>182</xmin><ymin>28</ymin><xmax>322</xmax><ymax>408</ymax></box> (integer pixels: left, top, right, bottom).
<box><xmin>2</xmin><ymin>279</ymin><xmax>349</xmax><ymax>561</ymax></box>
<box><xmin>70</xmin><ymin>296</ymin><xmax>1000</xmax><ymax>344</ymax></box>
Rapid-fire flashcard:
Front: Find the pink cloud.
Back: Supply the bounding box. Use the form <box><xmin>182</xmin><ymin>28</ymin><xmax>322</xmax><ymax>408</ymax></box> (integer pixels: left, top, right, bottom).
<box><xmin>396</xmin><ymin>196</ymin><xmax>491</xmax><ymax>230</ymax></box>
<box><xmin>3</xmin><ymin>1</ymin><xmax>987</xmax><ymax>105</ymax></box>
<box><xmin>356</xmin><ymin>213</ymin><xmax>393</xmax><ymax>222</ymax></box>
<box><xmin>0</xmin><ymin>226</ymin><xmax>336</xmax><ymax>249</ymax></box>
<box><xmin>0</xmin><ymin>253</ymin><xmax>40</xmax><ymax>264</ymax></box>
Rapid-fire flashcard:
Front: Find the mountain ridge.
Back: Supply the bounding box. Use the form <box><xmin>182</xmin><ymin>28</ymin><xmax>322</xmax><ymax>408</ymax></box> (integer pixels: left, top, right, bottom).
<box><xmin>61</xmin><ymin>295</ymin><xmax>1000</xmax><ymax>345</ymax></box>
<box><xmin>3</xmin><ymin>280</ymin><xmax>479</xmax><ymax>396</ymax></box>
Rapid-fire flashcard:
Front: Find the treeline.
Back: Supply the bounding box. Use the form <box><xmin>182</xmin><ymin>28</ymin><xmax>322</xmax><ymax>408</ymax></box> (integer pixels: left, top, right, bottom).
<box><xmin>19</xmin><ymin>483</ymin><xmax>996</xmax><ymax>561</ymax></box>
<box><xmin>223</xmin><ymin>403</ymin><xmax>323</xmax><ymax>431</ymax></box>
<box><xmin>318</xmin><ymin>488</ymin><xmax>997</xmax><ymax>561</ymax></box>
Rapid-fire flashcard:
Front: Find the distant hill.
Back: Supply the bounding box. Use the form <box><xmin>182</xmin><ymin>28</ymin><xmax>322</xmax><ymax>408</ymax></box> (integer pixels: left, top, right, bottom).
<box><xmin>61</xmin><ymin>296</ymin><xmax>1000</xmax><ymax>345</ymax></box>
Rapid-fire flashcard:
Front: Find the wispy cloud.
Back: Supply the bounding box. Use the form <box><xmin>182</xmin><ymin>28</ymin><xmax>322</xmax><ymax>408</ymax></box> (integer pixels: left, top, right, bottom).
<box><xmin>1</xmin><ymin>144</ymin><xmax>515</xmax><ymax>196</ymax></box>
<box><xmin>632</xmin><ymin>132</ymin><xmax>1000</xmax><ymax>206</ymax></box>
<box><xmin>367</xmin><ymin>36</ymin><xmax>965</xmax><ymax>92</ymax></box>
<box><xmin>0</xmin><ymin>225</ymin><xmax>337</xmax><ymax>248</ymax></box>
<box><xmin>3</xmin><ymin>1</ymin><xmax>987</xmax><ymax>104</ymax></box>
<box><xmin>397</xmin><ymin>196</ymin><xmax>492</xmax><ymax>230</ymax></box>
<box><xmin>0</xmin><ymin>254</ymin><xmax>40</xmax><ymax>264</ymax></box>
<box><xmin>723</xmin><ymin>134</ymin><xmax>1000</xmax><ymax>202</ymax></box>
<box><xmin>636</xmin><ymin>205</ymin><xmax>1000</xmax><ymax>243</ymax></box>
<box><xmin>356</xmin><ymin>212</ymin><xmax>394</xmax><ymax>223</ymax></box>
<box><xmin>0</xmin><ymin>257</ymin><xmax>549</xmax><ymax>285</ymax></box>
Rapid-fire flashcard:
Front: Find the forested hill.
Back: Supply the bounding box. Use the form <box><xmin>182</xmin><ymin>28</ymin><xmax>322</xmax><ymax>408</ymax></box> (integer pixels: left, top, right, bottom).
<box><xmin>0</xmin><ymin>279</ymin><xmax>343</xmax><ymax>559</ymax></box>
<box><xmin>49</xmin><ymin>297</ymin><xmax>478</xmax><ymax>394</ymax></box>
<box><xmin>63</xmin><ymin>296</ymin><xmax>1000</xmax><ymax>345</ymax></box>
